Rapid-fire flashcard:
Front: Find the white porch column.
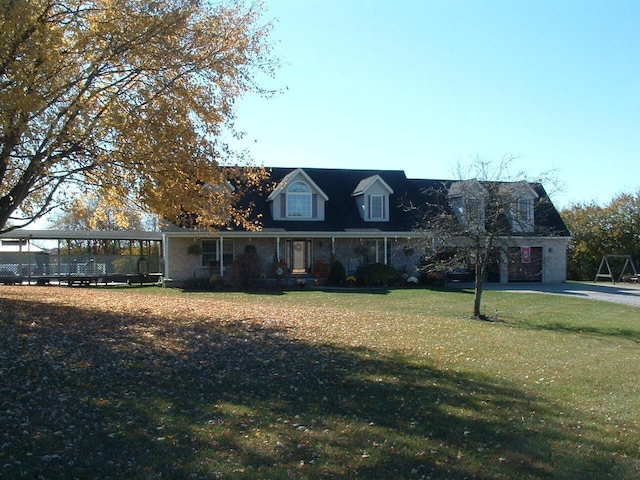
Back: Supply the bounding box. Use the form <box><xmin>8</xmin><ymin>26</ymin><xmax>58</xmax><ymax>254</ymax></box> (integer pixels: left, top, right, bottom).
<box><xmin>162</xmin><ymin>234</ymin><xmax>170</xmax><ymax>280</ymax></box>
<box><xmin>276</xmin><ymin>237</ymin><xmax>281</xmax><ymax>261</ymax></box>
<box><xmin>384</xmin><ymin>237</ymin><xmax>388</xmax><ymax>264</ymax></box>
<box><xmin>219</xmin><ymin>237</ymin><xmax>224</xmax><ymax>276</ymax></box>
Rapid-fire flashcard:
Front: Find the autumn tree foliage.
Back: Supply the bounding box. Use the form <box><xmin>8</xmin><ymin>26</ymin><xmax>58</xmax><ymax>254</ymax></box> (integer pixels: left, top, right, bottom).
<box><xmin>562</xmin><ymin>191</ymin><xmax>640</xmax><ymax>280</ymax></box>
<box><xmin>51</xmin><ymin>194</ymin><xmax>146</xmax><ymax>231</ymax></box>
<box><xmin>0</xmin><ymin>0</ymin><xmax>276</xmax><ymax>233</ymax></box>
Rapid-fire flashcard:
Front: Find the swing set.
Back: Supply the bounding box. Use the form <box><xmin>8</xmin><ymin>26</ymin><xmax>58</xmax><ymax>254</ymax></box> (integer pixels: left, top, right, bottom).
<box><xmin>594</xmin><ymin>254</ymin><xmax>639</xmax><ymax>284</ymax></box>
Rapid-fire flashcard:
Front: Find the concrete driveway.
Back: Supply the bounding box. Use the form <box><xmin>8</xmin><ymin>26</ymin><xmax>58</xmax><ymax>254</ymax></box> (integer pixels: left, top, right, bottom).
<box><xmin>483</xmin><ymin>281</ymin><xmax>640</xmax><ymax>308</ymax></box>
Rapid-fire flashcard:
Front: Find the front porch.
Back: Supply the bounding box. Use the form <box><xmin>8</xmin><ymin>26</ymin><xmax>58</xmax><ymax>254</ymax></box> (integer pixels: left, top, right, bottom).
<box><xmin>162</xmin><ymin>232</ymin><xmax>422</xmax><ymax>288</ymax></box>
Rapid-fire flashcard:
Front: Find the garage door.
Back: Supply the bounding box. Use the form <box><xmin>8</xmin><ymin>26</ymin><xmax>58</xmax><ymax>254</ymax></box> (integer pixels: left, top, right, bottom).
<box><xmin>508</xmin><ymin>247</ymin><xmax>542</xmax><ymax>282</ymax></box>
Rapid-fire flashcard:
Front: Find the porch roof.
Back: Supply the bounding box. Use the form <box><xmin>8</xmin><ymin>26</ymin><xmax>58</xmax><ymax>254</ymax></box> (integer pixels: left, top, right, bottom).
<box><xmin>0</xmin><ymin>229</ymin><xmax>163</xmax><ymax>241</ymax></box>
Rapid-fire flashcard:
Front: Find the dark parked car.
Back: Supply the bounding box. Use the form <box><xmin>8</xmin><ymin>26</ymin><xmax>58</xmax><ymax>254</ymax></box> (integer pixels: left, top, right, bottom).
<box><xmin>448</xmin><ymin>268</ymin><xmax>474</xmax><ymax>283</ymax></box>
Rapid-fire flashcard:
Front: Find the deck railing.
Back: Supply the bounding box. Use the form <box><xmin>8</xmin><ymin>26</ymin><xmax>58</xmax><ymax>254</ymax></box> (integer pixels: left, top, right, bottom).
<box><xmin>0</xmin><ymin>252</ymin><xmax>162</xmax><ymax>281</ymax></box>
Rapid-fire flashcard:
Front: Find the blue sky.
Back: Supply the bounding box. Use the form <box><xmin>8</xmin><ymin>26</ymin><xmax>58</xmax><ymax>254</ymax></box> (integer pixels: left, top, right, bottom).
<box><xmin>230</xmin><ymin>0</ymin><xmax>640</xmax><ymax>210</ymax></box>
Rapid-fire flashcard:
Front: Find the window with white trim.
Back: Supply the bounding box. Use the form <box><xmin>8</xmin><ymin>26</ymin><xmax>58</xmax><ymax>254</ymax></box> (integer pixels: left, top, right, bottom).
<box><xmin>516</xmin><ymin>199</ymin><xmax>531</xmax><ymax>222</ymax></box>
<box><xmin>466</xmin><ymin>198</ymin><xmax>481</xmax><ymax>224</ymax></box>
<box><xmin>201</xmin><ymin>240</ymin><xmax>234</xmax><ymax>267</ymax></box>
<box><xmin>287</xmin><ymin>181</ymin><xmax>312</xmax><ymax>218</ymax></box>
<box><xmin>201</xmin><ymin>240</ymin><xmax>217</xmax><ymax>267</ymax></box>
<box><xmin>369</xmin><ymin>195</ymin><xmax>384</xmax><ymax>220</ymax></box>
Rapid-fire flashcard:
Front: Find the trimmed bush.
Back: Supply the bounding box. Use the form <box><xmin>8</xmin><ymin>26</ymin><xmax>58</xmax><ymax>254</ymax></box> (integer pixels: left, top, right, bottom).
<box><xmin>327</xmin><ymin>260</ymin><xmax>346</xmax><ymax>286</ymax></box>
<box><xmin>356</xmin><ymin>263</ymin><xmax>400</xmax><ymax>287</ymax></box>
<box><xmin>230</xmin><ymin>245</ymin><xmax>262</xmax><ymax>290</ymax></box>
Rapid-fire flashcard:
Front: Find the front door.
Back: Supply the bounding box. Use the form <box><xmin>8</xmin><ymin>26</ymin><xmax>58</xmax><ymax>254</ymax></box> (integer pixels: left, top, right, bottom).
<box><xmin>291</xmin><ymin>240</ymin><xmax>307</xmax><ymax>274</ymax></box>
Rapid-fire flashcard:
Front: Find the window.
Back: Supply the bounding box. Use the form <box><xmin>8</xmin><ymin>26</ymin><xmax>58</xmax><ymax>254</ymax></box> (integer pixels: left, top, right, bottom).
<box><xmin>287</xmin><ymin>181</ymin><xmax>312</xmax><ymax>218</ymax></box>
<box><xmin>466</xmin><ymin>198</ymin><xmax>483</xmax><ymax>226</ymax></box>
<box><xmin>448</xmin><ymin>180</ymin><xmax>487</xmax><ymax>231</ymax></box>
<box><xmin>201</xmin><ymin>239</ymin><xmax>234</xmax><ymax>267</ymax></box>
<box><xmin>452</xmin><ymin>196</ymin><xmax>485</xmax><ymax>231</ymax></box>
<box><xmin>516</xmin><ymin>199</ymin><xmax>531</xmax><ymax>222</ymax></box>
<box><xmin>201</xmin><ymin>240</ymin><xmax>217</xmax><ymax>267</ymax></box>
<box><xmin>359</xmin><ymin>239</ymin><xmax>389</xmax><ymax>264</ymax></box>
<box><xmin>369</xmin><ymin>195</ymin><xmax>384</xmax><ymax>220</ymax></box>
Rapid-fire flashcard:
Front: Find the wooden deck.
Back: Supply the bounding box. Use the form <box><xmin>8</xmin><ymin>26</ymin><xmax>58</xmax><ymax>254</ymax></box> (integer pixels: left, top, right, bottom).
<box><xmin>0</xmin><ymin>273</ymin><xmax>163</xmax><ymax>286</ymax></box>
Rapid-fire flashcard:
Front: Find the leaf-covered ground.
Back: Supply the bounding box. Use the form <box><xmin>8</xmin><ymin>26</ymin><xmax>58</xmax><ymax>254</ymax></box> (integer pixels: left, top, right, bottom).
<box><xmin>0</xmin><ymin>286</ymin><xmax>638</xmax><ymax>479</ymax></box>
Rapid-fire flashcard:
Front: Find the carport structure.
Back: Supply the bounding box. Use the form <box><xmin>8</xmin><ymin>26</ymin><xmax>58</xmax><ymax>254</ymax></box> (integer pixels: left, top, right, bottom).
<box><xmin>0</xmin><ymin>230</ymin><xmax>163</xmax><ymax>285</ymax></box>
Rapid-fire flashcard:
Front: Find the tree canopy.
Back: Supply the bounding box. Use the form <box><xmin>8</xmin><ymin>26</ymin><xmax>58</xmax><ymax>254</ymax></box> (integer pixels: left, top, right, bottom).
<box><xmin>562</xmin><ymin>191</ymin><xmax>640</xmax><ymax>280</ymax></box>
<box><xmin>0</xmin><ymin>0</ymin><xmax>276</xmax><ymax>233</ymax></box>
<box><xmin>50</xmin><ymin>193</ymin><xmax>146</xmax><ymax>231</ymax></box>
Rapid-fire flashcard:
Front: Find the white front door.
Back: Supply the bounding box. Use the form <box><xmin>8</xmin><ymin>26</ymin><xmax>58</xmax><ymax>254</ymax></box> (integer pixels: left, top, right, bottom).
<box><xmin>292</xmin><ymin>240</ymin><xmax>307</xmax><ymax>273</ymax></box>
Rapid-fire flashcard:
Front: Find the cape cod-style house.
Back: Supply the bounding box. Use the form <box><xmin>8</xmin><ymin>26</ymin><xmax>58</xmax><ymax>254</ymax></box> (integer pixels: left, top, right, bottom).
<box><xmin>161</xmin><ymin>167</ymin><xmax>570</xmax><ymax>287</ymax></box>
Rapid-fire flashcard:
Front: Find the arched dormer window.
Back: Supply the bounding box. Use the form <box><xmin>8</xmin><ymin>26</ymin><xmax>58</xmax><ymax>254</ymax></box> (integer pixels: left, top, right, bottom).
<box><xmin>287</xmin><ymin>181</ymin><xmax>312</xmax><ymax>218</ymax></box>
<box><xmin>267</xmin><ymin>169</ymin><xmax>327</xmax><ymax>221</ymax></box>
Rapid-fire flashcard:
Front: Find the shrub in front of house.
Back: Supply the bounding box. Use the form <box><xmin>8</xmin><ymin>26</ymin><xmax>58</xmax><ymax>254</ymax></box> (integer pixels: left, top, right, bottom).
<box><xmin>209</xmin><ymin>275</ymin><xmax>225</xmax><ymax>291</ymax></box>
<box><xmin>182</xmin><ymin>277</ymin><xmax>212</xmax><ymax>291</ymax></box>
<box><xmin>356</xmin><ymin>263</ymin><xmax>400</xmax><ymax>287</ymax></box>
<box><xmin>327</xmin><ymin>260</ymin><xmax>346</xmax><ymax>286</ymax></box>
<box><xmin>230</xmin><ymin>245</ymin><xmax>262</xmax><ymax>290</ymax></box>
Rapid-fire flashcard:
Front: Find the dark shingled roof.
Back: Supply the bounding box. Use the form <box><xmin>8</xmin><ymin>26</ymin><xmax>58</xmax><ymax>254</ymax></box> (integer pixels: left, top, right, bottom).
<box><xmin>238</xmin><ymin>167</ymin><xmax>570</xmax><ymax>236</ymax></box>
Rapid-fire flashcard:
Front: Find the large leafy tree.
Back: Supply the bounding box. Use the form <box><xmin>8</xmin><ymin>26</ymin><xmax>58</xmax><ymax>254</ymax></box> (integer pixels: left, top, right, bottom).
<box><xmin>0</xmin><ymin>0</ymin><xmax>275</xmax><ymax>233</ymax></box>
<box><xmin>561</xmin><ymin>202</ymin><xmax>608</xmax><ymax>280</ymax></box>
<box><xmin>562</xmin><ymin>191</ymin><xmax>640</xmax><ymax>280</ymax></box>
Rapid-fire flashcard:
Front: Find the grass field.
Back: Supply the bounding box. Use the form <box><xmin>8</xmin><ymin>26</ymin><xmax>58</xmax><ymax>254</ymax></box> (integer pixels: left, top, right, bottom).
<box><xmin>0</xmin><ymin>285</ymin><xmax>639</xmax><ymax>479</ymax></box>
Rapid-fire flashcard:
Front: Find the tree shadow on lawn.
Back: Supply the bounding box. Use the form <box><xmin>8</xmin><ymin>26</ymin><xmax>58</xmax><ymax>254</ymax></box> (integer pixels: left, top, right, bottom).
<box><xmin>523</xmin><ymin>322</ymin><xmax>640</xmax><ymax>344</ymax></box>
<box><xmin>0</xmin><ymin>298</ymin><xmax>635</xmax><ymax>479</ymax></box>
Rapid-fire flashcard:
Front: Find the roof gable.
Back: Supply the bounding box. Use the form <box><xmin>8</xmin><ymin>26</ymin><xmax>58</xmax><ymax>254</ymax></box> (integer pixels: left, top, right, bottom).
<box><xmin>267</xmin><ymin>168</ymin><xmax>329</xmax><ymax>202</ymax></box>
<box><xmin>352</xmin><ymin>174</ymin><xmax>394</xmax><ymax>196</ymax></box>
<box><xmin>448</xmin><ymin>179</ymin><xmax>487</xmax><ymax>198</ymax></box>
<box><xmin>498</xmin><ymin>180</ymin><xmax>539</xmax><ymax>199</ymax></box>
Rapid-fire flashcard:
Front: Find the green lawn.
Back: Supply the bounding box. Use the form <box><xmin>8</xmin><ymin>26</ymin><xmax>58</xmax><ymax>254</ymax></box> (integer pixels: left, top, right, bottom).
<box><xmin>0</xmin><ymin>286</ymin><xmax>638</xmax><ymax>479</ymax></box>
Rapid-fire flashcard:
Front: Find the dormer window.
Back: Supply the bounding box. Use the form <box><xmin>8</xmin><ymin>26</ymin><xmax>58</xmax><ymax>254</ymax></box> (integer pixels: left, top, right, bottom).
<box><xmin>499</xmin><ymin>181</ymin><xmax>538</xmax><ymax>233</ymax></box>
<box><xmin>267</xmin><ymin>168</ymin><xmax>329</xmax><ymax>221</ymax></box>
<box><xmin>449</xmin><ymin>180</ymin><xmax>487</xmax><ymax>232</ymax></box>
<box><xmin>287</xmin><ymin>181</ymin><xmax>312</xmax><ymax>218</ymax></box>
<box><xmin>352</xmin><ymin>175</ymin><xmax>393</xmax><ymax>222</ymax></box>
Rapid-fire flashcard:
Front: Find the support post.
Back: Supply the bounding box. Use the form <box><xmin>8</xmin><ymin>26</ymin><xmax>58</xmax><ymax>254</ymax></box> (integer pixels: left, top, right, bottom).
<box><xmin>219</xmin><ymin>237</ymin><xmax>224</xmax><ymax>277</ymax></box>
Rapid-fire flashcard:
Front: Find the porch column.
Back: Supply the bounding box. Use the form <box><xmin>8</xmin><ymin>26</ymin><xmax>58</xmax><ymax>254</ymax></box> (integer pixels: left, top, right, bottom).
<box><xmin>18</xmin><ymin>237</ymin><xmax>23</xmax><ymax>277</ymax></box>
<box><xmin>276</xmin><ymin>237</ymin><xmax>281</xmax><ymax>261</ymax></box>
<box><xmin>384</xmin><ymin>237</ymin><xmax>388</xmax><ymax>264</ymax></box>
<box><xmin>57</xmin><ymin>239</ymin><xmax>61</xmax><ymax>277</ymax></box>
<box><xmin>27</xmin><ymin>237</ymin><xmax>32</xmax><ymax>283</ymax></box>
<box><xmin>219</xmin><ymin>237</ymin><xmax>224</xmax><ymax>276</ymax></box>
<box><xmin>67</xmin><ymin>240</ymin><xmax>72</xmax><ymax>280</ymax></box>
<box><xmin>162</xmin><ymin>234</ymin><xmax>170</xmax><ymax>281</ymax></box>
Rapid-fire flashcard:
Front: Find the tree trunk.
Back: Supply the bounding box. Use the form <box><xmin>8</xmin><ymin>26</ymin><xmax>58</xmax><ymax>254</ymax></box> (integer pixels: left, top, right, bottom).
<box><xmin>473</xmin><ymin>262</ymin><xmax>485</xmax><ymax>318</ymax></box>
